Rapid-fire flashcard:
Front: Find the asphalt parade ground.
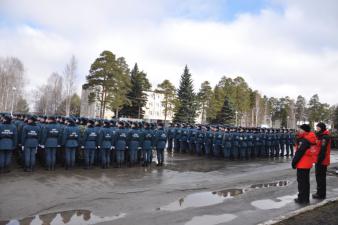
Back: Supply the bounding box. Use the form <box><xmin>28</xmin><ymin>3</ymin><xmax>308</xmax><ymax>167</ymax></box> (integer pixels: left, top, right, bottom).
<box><xmin>1</xmin><ymin>151</ymin><xmax>338</xmax><ymax>225</ymax></box>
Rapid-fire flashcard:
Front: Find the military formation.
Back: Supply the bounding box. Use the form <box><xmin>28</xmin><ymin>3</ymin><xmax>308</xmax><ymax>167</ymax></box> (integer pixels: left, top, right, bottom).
<box><xmin>0</xmin><ymin>113</ymin><xmax>296</xmax><ymax>173</ymax></box>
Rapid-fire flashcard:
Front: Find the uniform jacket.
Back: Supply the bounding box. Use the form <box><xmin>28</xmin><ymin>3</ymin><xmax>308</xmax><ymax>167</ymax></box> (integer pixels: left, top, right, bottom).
<box><xmin>0</xmin><ymin>122</ymin><xmax>17</xmax><ymax>150</ymax></box>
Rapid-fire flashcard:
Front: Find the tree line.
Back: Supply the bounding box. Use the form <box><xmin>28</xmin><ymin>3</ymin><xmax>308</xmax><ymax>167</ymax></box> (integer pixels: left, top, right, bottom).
<box><xmin>83</xmin><ymin>50</ymin><xmax>337</xmax><ymax>129</ymax></box>
<box><xmin>33</xmin><ymin>56</ymin><xmax>80</xmax><ymax>116</ymax></box>
<box><xmin>0</xmin><ymin>57</ymin><xmax>29</xmax><ymax>113</ymax></box>
<box><xmin>1</xmin><ymin>50</ymin><xmax>338</xmax><ymax>130</ymax></box>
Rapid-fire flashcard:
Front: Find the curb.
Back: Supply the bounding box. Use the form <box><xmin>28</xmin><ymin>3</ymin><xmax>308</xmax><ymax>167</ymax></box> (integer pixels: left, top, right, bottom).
<box><xmin>257</xmin><ymin>197</ymin><xmax>338</xmax><ymax>225</ymax></box>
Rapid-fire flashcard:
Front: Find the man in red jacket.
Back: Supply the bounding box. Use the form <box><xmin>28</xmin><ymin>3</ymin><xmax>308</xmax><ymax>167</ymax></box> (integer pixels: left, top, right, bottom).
<box><xmin>292</xmin><ymin>124</ymin><xmax>317</xmax><ymax>204</ymax></box>
<box><xmin>313</xmin><ymin>122</ymin><xmax>331</xmax><ymax>199</ymax></box>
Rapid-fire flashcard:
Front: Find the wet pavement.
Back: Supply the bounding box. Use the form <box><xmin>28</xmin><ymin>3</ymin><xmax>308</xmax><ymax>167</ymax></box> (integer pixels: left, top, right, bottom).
<box><xmin>1</xmin><ymin>151</ymin><xmax>338</xmax><ymax>225</ymax></box>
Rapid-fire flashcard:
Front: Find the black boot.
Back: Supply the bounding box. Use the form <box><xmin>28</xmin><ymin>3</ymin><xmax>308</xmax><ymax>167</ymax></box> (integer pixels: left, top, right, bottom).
<box><xmin>294</xmin><ymin>198</ymin><xmax>309</xmax><ymax>204</ymax></box>
<box><xmin>312</xmin><ymin>193</ymin><xmax>325</xmax><ymax>199</ymax></box>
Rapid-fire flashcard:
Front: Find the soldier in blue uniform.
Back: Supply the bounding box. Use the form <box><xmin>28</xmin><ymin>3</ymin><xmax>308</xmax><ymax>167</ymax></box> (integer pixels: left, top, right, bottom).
<box><xmin>174</xmin><ymin>124</ymin><xmax>181</xmax><ymax>153</ymax></box>
<box><xmin>62</xmin><ymin>118</ymin><xmax>80</xmax><ymax>169</ymax></box>
<box><xmin>127</xmin><ymin>122</ymin><xmax>142</xmax><ymax>166</ymax></box>
<box><xmin>272</xmin><ymin>129</ymin><xmax>279</xmax><ymax>157</ymax></box>
<box><xmin>98</xmin><ymin>120</ymin><xmax>114</xmax><ymax>168</ymax></box>
<box><xmin>0</xmin><ymin>114</ymin><xmax>17</xmax><ymax>173</ymax></box>
<box><xmin>280</xmin><ymin>129</ymin><xmax>287</xmax><ymax>156</ymax></box>
<box><xmin>231</xmin><ymin>128</ymin><xmax>240</xmax><ymax>160</ymax></box>
<box><xmin>167</xmin><ymin>123</ymin><xmax>175</xmax><ymax>152</ymax></box>
<box><xmin>141</xmin><ymin>122</ymin><xmax>154</xmax><ymax>166</ymax></box>
<box><xmin>195</xmin><ymin>125</ymin><xmax>205</xmax><ymax>156</ymax></box>
<box><xmin>13</xmin><ymin>114</ymin><xmax>24</xmax><ymax>165</ymax></box>
<box><xmin>115</xmin><ymin>121</ymin><xmax>128</xmax><ymax>167</ymax></box>
<box><xmin>21</xmin><ymin>115</ymin><xmax>41</xmax><ymax>172</ymax></box>
<box><xmin>238</xmin><ymin>128</ymin><xmax>247</xmax><ymax>159</ymax></box>
<box><xmin>254</xmin><ymin>128</ymin><xmax>263</xmax><ymax>157</ymax></box>
<box><xmin>154</xmin><ymin>123</ymin><xmax>167</xmax><ymax>166</ymax></box>
<box><xmin>247</xmin><ymin>129</ymin><xmax>254</xmax><ymax>159</ymax></box>
<box><xmin>82</xmin><ymin>119</ymin><xmax>98</xmax><ymax>169</ymax></box>
<box><xmin>213</xmin><ymin>126</ymin><xmax>224</xmax><ymax>158</ymax></box>
<box><xmin>188</xmin><ymin>125</ymin><xmax>197</xmax><ymax>154</ymax></box>
<box><xmin>223</xmin><ymin>127</ymin><xmax>232</xmax><ymax>159</ymax></box>
<box><xmin>286</xmin><ymin>129</ymin><xmax>295</xmax><ymax>157</ymax></box>
<box><xmin>94</xmin><ymin>120</ymin><xmax>102</xmax><ymax>165</ymax></box>
<box><xmin>266</xmin><ymin>129</ymin><xmax>273</xmax><ymax>157</ymax></box>
<box><xmin>261</xmin><ymin>129</ymin><xmax>268</xmax><ymax>157</ymax></box>
<box><xmin>204</xmin><ymin>126</ymin><xmax>214</xmax><ymax>156</ymax></box>
<box><xmin>42</xmin><ymin>116</ymin><xmax>61</xmax><ymax>171</ymax></box>
<box><xmin>179</xmin><ymin>124</ymin><xmax>189</xmax><ymax>153</ymax></box>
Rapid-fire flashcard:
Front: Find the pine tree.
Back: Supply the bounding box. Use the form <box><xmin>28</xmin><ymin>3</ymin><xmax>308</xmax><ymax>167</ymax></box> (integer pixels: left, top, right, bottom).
<box><xmin>214</xmin><ymin>96</ymin><xmax>235</xmax><ymax>125</ymax></box>
<box><xmin>156</xmin><ymin>79</ymin><xmax>176</xmax><ymax>124</ymax></box>
<box><xmin>197</xmin><ymin>81</ymin><xmax>213</xmax><ymax>123</ymax></box>
<box><xmin>15</xmin><ymin>96</ymin><xmax>29</xmax><ymax>113</ymax></box>
<box><xmin>173</xmin><ymin>65</ymin><xmax>197</xmax><ymax>123</ymax></box>
<box><xmin>120</xmin><ymin>63</ymin><xmax>151</xmax><ymax>118</ymax></box>
<box><xmin>83</xmin><ymin>50</ymin><xmax>130</xmax><ymax>118</ymax></box>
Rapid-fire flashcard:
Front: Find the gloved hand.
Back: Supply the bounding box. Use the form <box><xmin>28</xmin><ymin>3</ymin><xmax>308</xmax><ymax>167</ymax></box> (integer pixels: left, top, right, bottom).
<box><xmin>81</xmin><ymin>146</ymin><xmax>84</xmax><ymax>149</ymax></box>
<box><xmin>317</xmin><ymin>154</ymin><xmax>325</xmax><ymax>165</ymax></box>
<box><xmin>291</xmin><ymin>161</ymin><xmax>296</xmax><ymax>169</ymax></box>
<box><xmin>21</xmin><ymin>146</ymin><xmax>24</xmax><ymax>151</ymax></box>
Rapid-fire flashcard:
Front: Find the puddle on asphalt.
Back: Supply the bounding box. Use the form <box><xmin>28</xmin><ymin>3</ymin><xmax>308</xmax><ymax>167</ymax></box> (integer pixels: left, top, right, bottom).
<box><xmin>250</xmin><ymin>180</ymin><xmax>290</xmax><ymax>189</ymax></box>
<box><xmin>185</xmin><ymin>214</ymin><xmax>237</xmax><ymax>225</ymax></box>
<box><xmin>158</xmin><ymin>180</ymin><xmax>290</xmax><ymax>211</ymax></box>
<box><xmin>0</xmin><ymin>210</ymin><xmax>126</xmax><ymax>225</ymax></box>
<box><xmin>251</xmin><ymin>194</ymin><xmax>297</xmax><ymax>210</ymax></box>
<box><xmin>159</xmin><ymin>189</ymin><xmax>245</xmax><ymax>211</ymax></box>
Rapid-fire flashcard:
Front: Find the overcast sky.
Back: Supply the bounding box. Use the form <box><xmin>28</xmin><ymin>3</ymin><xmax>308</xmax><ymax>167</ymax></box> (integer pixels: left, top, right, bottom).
<box><xmin>1</xmin><ymin>0</ymin><xmax>337</xmax><ymax>105</ymax></box>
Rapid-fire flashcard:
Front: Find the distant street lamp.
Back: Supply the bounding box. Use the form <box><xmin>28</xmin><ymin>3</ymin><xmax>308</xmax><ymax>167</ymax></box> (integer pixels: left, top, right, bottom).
<box><xmin>235</xmin><ymin>111</ymin><xmax>238</xmax><ymax>127</ymax></box>
<box><xmin>11</xmin><ymin>87</ymin><xmax>17</xmax><ymax>116</ymax></box>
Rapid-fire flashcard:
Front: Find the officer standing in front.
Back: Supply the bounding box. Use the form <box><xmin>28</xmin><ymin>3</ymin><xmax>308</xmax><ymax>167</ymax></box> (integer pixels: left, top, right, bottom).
<box><xmin>292</xmin><ymin>124</ymin><xmax>317</xmax><ymax>204</ymax></box>
<box><xmin>313</xmin><ymin>122</ymin><xmax>331</xmax><ymax>199</ymax></box>
<box><xmin>0</xmin><ymin>114</ymin><xmax>17</xmax><ymax>173</ymax></box>
<box><xmin>154</xmin><ymin>122</ymin><xmax>167</xmax><ymax>166</ymax></box>
<box><xmin>167</xmin><ymin>123</ymin><xmax>176</xmax><ymax>152</ymax></box>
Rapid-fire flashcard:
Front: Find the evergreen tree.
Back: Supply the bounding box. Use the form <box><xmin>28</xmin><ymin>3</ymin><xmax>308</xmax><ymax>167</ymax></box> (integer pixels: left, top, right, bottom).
<box><xmin>120</xmin><ymin>63</ymin><xmax>151</xmax><ymax>118</ymax></box>
<box><xmin>295</xmin><ymin>95</ymin><xmax>307</xmax><ymax>123</ymax></box>
<box><xmin>15</xmin><ymin>96</ymin><xmax>29</xmax><ymax>113</ymax></box>
<box><xmin>307</xmin><ymin>94</ymin><xmax>330</xmax><ymax>124</ymax></box>
<box><xmin>57</xmin><ymin>94</ymin><xmax>81</xmax><ymax>116</ymax></box>
<box><xmin>83</xmin><ymin>50</ymin><xmax>130</xmax><ymax>118</ymax></box>
<box><xmin>156</xmin><ymin>79</ymin><xmax>176</xmax><ymax>123</ymax></box>
<box><xmin>197</xmin><ymin>81</ymin><xmax>213</xmax><ymax>123</ymax></box>
<box><xmin>173</xmin><ymin>65</ymin><xmax>197</xmax><ymax>123</ymax></box>
<box><xmin>214</xmin><ymin>96</ymin><xmax>235</xmax><ymax>124</ymax></box>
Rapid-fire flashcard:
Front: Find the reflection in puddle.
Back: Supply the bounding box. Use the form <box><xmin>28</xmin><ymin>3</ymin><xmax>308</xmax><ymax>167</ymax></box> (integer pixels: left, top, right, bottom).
<box><xmin>1</xmin><ymin>210</ymin><xmax>126</xmax><ymax>225</ymax></box>
<box><xmin>160</xmin><ymin>189</ymin><xmax>244</xmax><ymax>211</ymax></box>
<box><xmin>158</xmin><ymin>180</ymin><xmax>291</xmax><ymax>212</ymax></box>
<box><xmin>185</xmin><ymin>214</ymin><xmax>237</xmax><ymax>225</ymax></box>
<box><xmin>250</xmin><ymin>180</ymin><xmax>290</xmax><ymax>189</ymax></box>
<box><xmin>251</xmin><ymin>194</ymin><xmax>297</xmax><ymax>210</ymax></box>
